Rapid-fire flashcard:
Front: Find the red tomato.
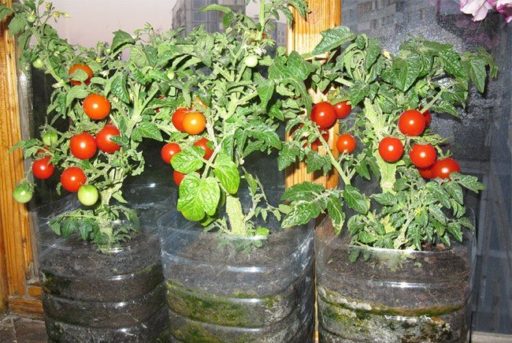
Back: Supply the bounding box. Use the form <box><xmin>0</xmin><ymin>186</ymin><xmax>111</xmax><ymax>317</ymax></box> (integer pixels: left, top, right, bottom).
<box><xmin>336</xmin><ymin>133</ymin><xmax>357</xmax><ymax>154</ymax></box>
<box><xmin>173</xmin><ymin>170</ymin><xmax>185</xmax><ymax>186</ymax></box>
<box><xmin>194</xmin><ymin>138</ymin><xmax>214</xmax><ymax>160</ymax></box>
<box><xmin>69</xmin><ymin>64</ymin><xmax>93</xmax><ymax>86</ymax></box>
<box><xmin>423</xmin><ymin>110</ymin><xmax>432</xmax><ymax>127</ymax></box>
<box><xmin>172</xmin><ymin>108</ymin><xmax>189</xmax><ymax>132</ymax></box>
<box><xmin>398</xmin><ymin>109</ymin><xmax>426</xmax><ymax>137</ymax></box>
<box><xmin>32</xmin><ymin>157</ymin><xmax>55</xmax><ymax>180</ymax></box>
<box><xmin>311</xmin><ymin>102</ymin><xmax>337</xmax><ymax>130</ymax></box>
<box><xmin>432</xmin><ymin>158</ymin><xmax>461</xmax><ymax>179</ymax></box>
<box><xmin>83</xmin><ymin>94</ymin><xmax>111</xmax><ymax>121</ymax></box>
<box><xmin>311</xmin><ymin>132</ymin><xmax>330</xmax><ymax>152</ymax></box>
<box><xmin>334</xmin><ymin>101</ymin><xmax>352</xmax><ymax>119</ymax></box>
<box><xmin>60</xmin><ymin>167</ymin><xmax>87</xmax><ymax>192</ymax></box>
<box><xmin>418</xmin><ymin>167</ymin><xmax>435</xmax><ymax>180</ymax></box>
<box><xmin>409</xmin><ymin>144</ymin><xmax>437</xmax><ymax>169</ymax></box>
<box><xmin>96</xmin><ymin>125</ymin><xmax>121</xmax><ymax>154</ymax></box>
<box><xmin>70</xmin><ymin>133</ymin><xmax>97</xmax><ymax>160</ymax></box>
<box><xmin>183</xmin><ymin>112</ymin><xmax>206</xmax><ymax>135</ymax></box>
<box><xmin>161</xmin><ymin>143</ymin><xmax>181</xmax><ymax>164</ymax></box>
<box><xmin>378</xmin><ymin>137</ymin><xmax>404</xmax><ymax>163</ymax></box>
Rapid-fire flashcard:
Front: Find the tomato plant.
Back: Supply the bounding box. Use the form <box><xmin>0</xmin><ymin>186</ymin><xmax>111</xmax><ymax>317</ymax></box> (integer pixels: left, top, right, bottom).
<box><xmin>409</xmin><ymin>144</ymin><xmax>437</xmax><ymax>169</ymax></box>
<box><xmin>83</xmin><ymin>94</ymin><xmax>111</xmax><ymax>121</ymax></box>
<box><xmin>193</xmin><ymin>138</ymin><xmax>213</xmax><ymax>160</ymax></box>
<box><xmin>432</xmin><ymin>158</ymin><xmax>461</xmax><ymax>179</ymax></box>
<box><xmin>311</xmin><ymin>102</ymin><xmax>337</xmax><ymax>130</ymax></box>
<box><xmin>70</xmin><ymin>132</ymin><xmax>97</xmax><ymax>160</ymax></box>
<box><xmin>61</xmin><ymin>167</ymin><xmax>87</xmax><ymax>192</ymax></box>
<box><xmin>183</xmin><ymin>112</ymin><xmax>206</xmax><ymax>135</ymax></box>
<box><xmin>334</xmin><ymin>101</ymin><xmax>351</xmax><ymax>119</ymax></box>
<box><xmin>378</xmin><ymin>137</ymin><xmax>404</xmax><ymax>163</ymax></box>
<box><xmin>32</xmin><ymin>157</ymin><xmax>55</xmax><ymax>180</ymax></box>
<box><xmin>69</xmin><ymin>63</ymin><xmax>93</xmax><ymax>86</ymax></box>
<box><xmin>398</xmin><ymin>109</ymin><xmax>426</xmax><ymax>137</ymax></box>
<box><xmin>336</xmin><ymin>133</ymin><xmax>356</xmax><ymax>154</ymax></box>
<box><xmin>96</xmin><ymin>125</ymin><xmax>121</xmax><ymax>154</ymax></box>
<box><xmin>78</xmin><ymin>185</ymin><xmax>99</xmax><ymax>206</ymax></box>
<box><xmin>161</xmin><ymin>143</ymin><xmax>181</xmax><ymax>164</ymax></box>
<box><xmin>280</xmin><ymin>27</ymin><xmax>494</xmax><ymax>251</ymax></box>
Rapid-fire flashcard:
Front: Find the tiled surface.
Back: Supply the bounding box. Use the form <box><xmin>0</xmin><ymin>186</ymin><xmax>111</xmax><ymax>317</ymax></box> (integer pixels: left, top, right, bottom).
<box><xmin>0</xmin><ymin>315</ymin><xmax>47</xmax><ymax>343</ymax></box>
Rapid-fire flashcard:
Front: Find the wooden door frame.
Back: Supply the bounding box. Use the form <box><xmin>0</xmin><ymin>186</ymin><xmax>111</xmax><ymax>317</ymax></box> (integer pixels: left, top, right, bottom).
<box><xmin>0</xmin><ymin>0</ymin><xmax>43</xmax><ymax>317</ymax></box>
<box><xmin>286</xmin><ymin>0</ymin><xmax>342</xmax><ymax>189</ymax></box>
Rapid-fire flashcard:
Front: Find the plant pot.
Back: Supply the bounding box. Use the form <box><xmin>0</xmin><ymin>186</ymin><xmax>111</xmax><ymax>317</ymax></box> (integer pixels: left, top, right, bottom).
<box><xmin>35</xmin><ymin>185</ymin><xmax>173</xmax><ymax>342</ymax></box>
<box><xmin>158</xmin><ymin>212</ymin><xmax>315</xmax><ymax>342</ymax></box>
<box><xmin>316</xmin><ymin>219</ymin><xmax>475</xmax><ymax>343</ymax></box>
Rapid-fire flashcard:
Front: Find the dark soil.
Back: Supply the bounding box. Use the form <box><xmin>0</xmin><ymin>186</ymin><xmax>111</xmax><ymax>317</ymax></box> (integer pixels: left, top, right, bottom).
<box><xmin>316</xmin><ymin>225</ymin><xmax>473</xmax><ymax>343</ymax></box>
<box><xmin>40</xmin><ymin>231</ymin><xmax>169</xmax><ymax>342</ymax></box>
<box><xmin>161</xmin><ymin>223</ymin><xmax>315</xmax><ymax>342</ymax></box>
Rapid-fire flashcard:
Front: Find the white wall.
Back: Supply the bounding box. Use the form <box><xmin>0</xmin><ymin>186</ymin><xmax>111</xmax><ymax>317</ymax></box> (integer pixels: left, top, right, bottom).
<box><xmin>51</xmin><ymin>0</ymin><xmax>176</xmax><ymax>47</ymax></box>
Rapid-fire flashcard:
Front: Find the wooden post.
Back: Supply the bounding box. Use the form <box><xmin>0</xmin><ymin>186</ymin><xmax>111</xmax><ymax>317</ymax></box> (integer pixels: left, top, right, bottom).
<box><xmin>0</xmin><ymin>0</ymin><xmax>42</xmax><ymax>316</ymax></box>
<box><xmin>286</xmin><ymin>0</ymin><xmax>342</xmax><ymax>189</ymax></box>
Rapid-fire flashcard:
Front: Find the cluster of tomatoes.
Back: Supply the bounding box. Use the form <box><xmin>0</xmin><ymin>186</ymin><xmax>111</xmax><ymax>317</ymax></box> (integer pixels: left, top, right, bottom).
<box><xmin>160</xmin><ymin>107</ymin><xmax>212</xmax><ymax>186</ymax></box>
<box><xmin>29</xmin><ymin>64</ymin><xmax>123</xmax><ymax>206</ymax></box>
<box><xmin>308</xmin><ymin>101</ymin><xmax>461</xmax><ymax>180</ymax></box>
<box><xmin>309</xmin><ymin>101</ymin><xmax>355</xmax><ymax>153</ymax></box>
<box><xmin>378</xmin><ymin>109</ymin><xmax>460</xmax><ymax>179</ymax></box>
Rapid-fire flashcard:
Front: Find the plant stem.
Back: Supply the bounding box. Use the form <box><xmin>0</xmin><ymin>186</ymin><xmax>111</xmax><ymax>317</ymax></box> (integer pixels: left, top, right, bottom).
<box><xmin>318</xmin><ymin>130</ymin><xmax>352</xmax><ymax>185</ymax></box>
<box><xmin>226</xmin><ymin>194</ymin><xmax>247</xmax><ymax>236</ymax></box>
<box><xmin>421</xmin><ymin>89</ymin><xmax>444</xmax><ymax>113</ymax></box>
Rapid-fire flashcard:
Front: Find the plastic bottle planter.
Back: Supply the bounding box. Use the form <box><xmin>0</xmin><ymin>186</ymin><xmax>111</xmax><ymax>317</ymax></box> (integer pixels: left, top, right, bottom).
<box><xmin>36</xmin><ymin>185</ymin><xmax>173</xmax><ymax>343</ymax></box>
<box><xmin>158</xmin><ymin>213</ymin><xmax>315</xmax><ymax>343</ymax></box>
<box><xmin>316</xmin><ymin>219</ymin><xmax>475</xmax><ymax>343</ymax></box>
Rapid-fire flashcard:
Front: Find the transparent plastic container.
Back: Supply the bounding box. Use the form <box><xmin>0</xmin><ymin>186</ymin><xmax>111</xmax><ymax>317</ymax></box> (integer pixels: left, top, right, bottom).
<box><xmin>158</xmin><ymin>194</ymin><xmax>314</xmax><ymax>343</ymax></box>
<box><xmin>316</xmin><ymin>218</ymin><xmax>475</xmax><ymax>343</ymax></box>
<box><xmin>34</xmin><ymin>183</ymin><xmax>174</xmax><ymax>343</ymax></box>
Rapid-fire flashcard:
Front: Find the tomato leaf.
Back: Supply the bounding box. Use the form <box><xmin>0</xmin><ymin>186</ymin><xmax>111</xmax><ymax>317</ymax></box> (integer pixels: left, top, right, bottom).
<box><xmin>282</xmin><ymin>202</ymin><xmax>320</xmax><ymax>228</ymax></box>
<box><xmin>214</xmin><ymin>153</ymin><xmax>240</xmax><ymax>195</ymax></box>
<box><xmin>0</xmin><ymin>5</ymin><xmax>13</xmax><ymax>22</ymax></box>
<box><xmin>8</xmin><ymin>14</ymin><xmax>26</xmax><ymax>35</ymax></box>
<box><xmin>372</xmin><ymin>192</ymin><xmax>396</xmax><ymax>206</ymax></box>
<box><xmin>65</xmin><ymin>87</ymin><xmax>88</xmax><ymax>107</ymax></box>
<box><xmin>177</xmin><ymin>173</ymin><xmax>206</xmax><ymax>222</ymax></box>
<box><xmin>327</xmin><ymin>195</ymin><xmax>345</xmax><ymax>234</ymax></box>
<box><xmin>466</xmin><ymin>57</ymin><xmax>487</xmax><ymax>93</ymax></box>
<box><xmin>110</xmin><ymin>73</ymin><xmax>130</xmax><ymax>104</ymax></box>
<box><xmin>112</xmin><ymin>30</ymin><xmax>135</xmax><ymax>52</ymax></box>
<box><xmin>199</xmin><ymin>177</ymin><xmax>220</xmax><ymax>217</ymax></box>
<box><xmin>133</xmin><ymin>122</ymin><xmax>163</xmax><ymax>142</ymax></box>
<box><xmin>171</xmin><ymin>147</ymin><xmax>204</xmax><ymax>174</ymax></box>
<box><xmin>256</xmin><ymin>79</ymin><xmax>275</xmax><ymax>110</ymax></box>
<box><xmin>312</xmin><ymin>26</ymin><xmax>355</xmax><ymax>55</ymax></box>
<box><xmin>282</xmin><ymin>182</ymin><xmax>325</xmax><ymax>202</ymax></box>
<box><xmin>343</xmin><ymin>185</ymin><xmax>370</xmax><ymax>214</ymax></box>
<box><xmin>454</xmin><ymin>174</ymin><xmax>484</xmax><ymax>193</ymax></box>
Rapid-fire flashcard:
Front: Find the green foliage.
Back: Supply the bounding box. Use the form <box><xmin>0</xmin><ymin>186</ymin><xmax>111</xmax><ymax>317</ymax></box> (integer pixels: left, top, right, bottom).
<box><xmin>281</xmin><ymin>26</ymin><xmax>494</xmax><ymax>250</ymax></box>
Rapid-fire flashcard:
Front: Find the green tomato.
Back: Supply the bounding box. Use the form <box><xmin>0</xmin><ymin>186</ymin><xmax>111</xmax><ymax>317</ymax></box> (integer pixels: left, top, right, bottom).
<box><xmin>42</xmin><ymin>130</ymin><xmax>58</xmax><ymax>146</ymax></box>
<box><xmin>78</xmin><ymin>185</ymin><xmax>99</xmax><ymax>206</ymax></box>
<box><xmin>244</xmin><ymin>55</ymin><xmax>259</xmax><ymax>68</ymax></box>
<box><xmin>32</xmin><ymin>58</ymin><xmax>44</xmax><ymax>70</ymax></box>
<box><xmin>27</xmin><ymin>14</ymin><xmax>37</xmax><ymax>23</ymax></box>
<box><xmin>13</xmin><ymin>183</ymin><xmax>33</xmax><ymax>204</ymax></box>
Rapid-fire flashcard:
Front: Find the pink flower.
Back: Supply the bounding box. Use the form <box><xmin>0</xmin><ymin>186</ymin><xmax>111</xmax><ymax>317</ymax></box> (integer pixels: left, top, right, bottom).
<box><xmin>496</xmin><ymin>0</ymin><xmax>512</xmax><ymax>22</ymax></box>
<box><xmin>460</xmin><ymin>0</ymin><xmax>493</xmax><ymax>21</ymax></box>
